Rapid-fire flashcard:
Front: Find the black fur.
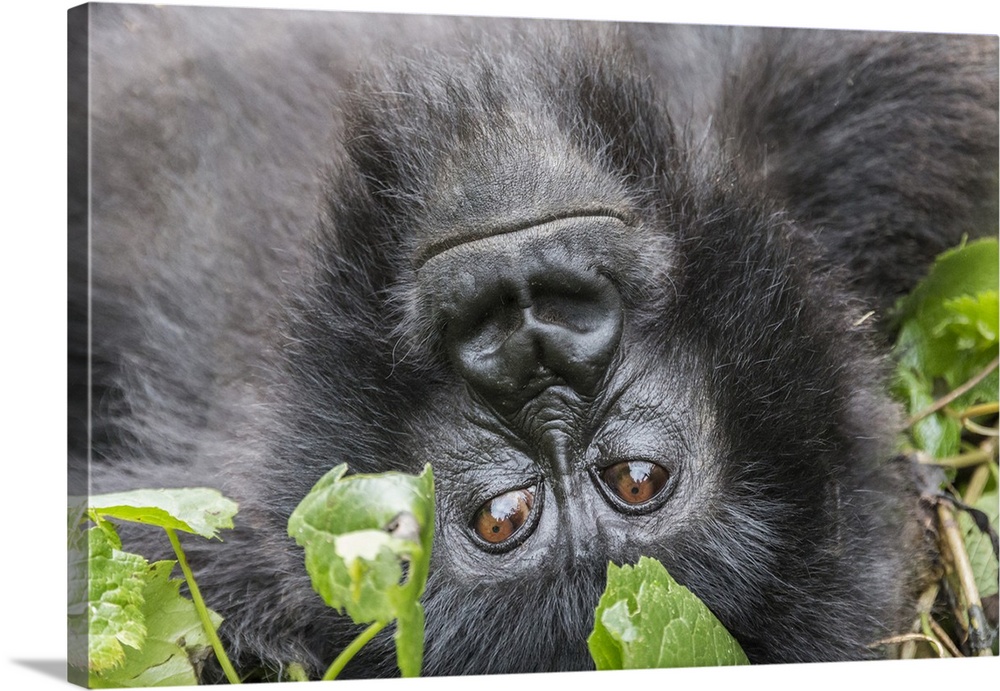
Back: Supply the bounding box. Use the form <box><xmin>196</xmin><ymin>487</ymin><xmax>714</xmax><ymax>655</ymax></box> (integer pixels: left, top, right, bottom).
<box><xmin>69</xmin><ymin>4</ymin><xmax>999</xmax><ymax>680</ymax></box>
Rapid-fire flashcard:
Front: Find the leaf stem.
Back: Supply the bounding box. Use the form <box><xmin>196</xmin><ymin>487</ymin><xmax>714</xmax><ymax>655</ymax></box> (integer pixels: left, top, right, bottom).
<box><xmin>323</xmin><ymin>621</ymin><xmax>386</xmax><ymax>681</ymax></box>
<box><xmin>927</xmin><ymin>447</ymin><xmax>995</xmax><ymax>469</ymax></box>
<box><xmin>963</xmin><ymin>462</ymin><xmax>992</xmax><ymax>505</ymax></box>
<box><xmin>963</xmin><ymin>417</ymin><xmax>999</xmax><ymax>437</ymax></box>
<box><xmin>165</xmin><ymin>528</ymin><xmax>241</xmax><ymax>683</ymax></box>
<box><xmin>907</xmin><ymin>356</ymin><xmax>999</xmax><ymax>426</ymax></box>
<box><xmin>925</xmin><ymin>614</ymin><xmax>963</xmax><ymax>658</ymax></box>
<box><xmin>962</xmin><ymin>401</ymin><xmax>1000</xmax><ymax>419</ymax></box>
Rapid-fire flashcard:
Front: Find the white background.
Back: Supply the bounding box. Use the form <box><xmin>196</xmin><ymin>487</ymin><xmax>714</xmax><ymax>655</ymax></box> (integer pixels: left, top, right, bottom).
<box><xmin>2</xmin><ymin>1</ymin><xmax>998</xmax><ymax>690</ymax></box>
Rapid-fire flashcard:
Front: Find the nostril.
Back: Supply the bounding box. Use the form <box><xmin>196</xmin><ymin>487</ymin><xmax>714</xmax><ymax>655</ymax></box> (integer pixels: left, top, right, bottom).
<box><xmin>533</xmin><ymin>294</ymin><xmax>601</xmax><ymax>332</ymax></box>
<box><xmin>529</xmin><ymin>270</ymin><xmax>621</xmax><ymax>334</ymax></box>
<box><xmin>446</xmin><ymin>268</ymin><xmax>621</xmax><ymax>409</ymax></box>
<box><xmin>456</xmin><ymin>295</ymin><xmax>524</xmax><ymax>356</ymax></box>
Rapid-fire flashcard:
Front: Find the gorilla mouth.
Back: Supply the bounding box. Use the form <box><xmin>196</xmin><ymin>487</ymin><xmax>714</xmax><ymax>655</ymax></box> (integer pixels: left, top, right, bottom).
<box><xmin>413</xmin><ymin>208</ymin><xmax>636</xmax><ymax>268</ymax></box>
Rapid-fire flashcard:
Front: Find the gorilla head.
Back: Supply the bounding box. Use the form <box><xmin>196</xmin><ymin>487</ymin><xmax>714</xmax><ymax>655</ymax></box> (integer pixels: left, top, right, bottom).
<box><xmin>72</xmin><ymin>6</ymin><xmax>998</xmax><ymax>681</ymax></box>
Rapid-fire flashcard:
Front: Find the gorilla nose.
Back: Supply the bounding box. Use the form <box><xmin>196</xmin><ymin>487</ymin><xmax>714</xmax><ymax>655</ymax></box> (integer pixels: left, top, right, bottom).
<box><xmin>448</xmin><ymin>258</ymin><xmax>622</xmax><ymax>408</ymax></box>
<box><xmin>418</xmin><ymin>217</ymin><xmax>626</xmax><ymax>412</ymax></box>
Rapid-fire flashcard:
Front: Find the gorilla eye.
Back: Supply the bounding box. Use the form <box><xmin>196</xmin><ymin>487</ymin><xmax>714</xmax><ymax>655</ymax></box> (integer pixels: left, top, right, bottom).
<box><xmin>600</xmin><ymin>461</ymin><xmax>669</xmax><ymax>506</ymax></box>
<box><xmin>473</xmin><ymin>487</ymin><xmax>536</xmax><ymax>547</ymax></box>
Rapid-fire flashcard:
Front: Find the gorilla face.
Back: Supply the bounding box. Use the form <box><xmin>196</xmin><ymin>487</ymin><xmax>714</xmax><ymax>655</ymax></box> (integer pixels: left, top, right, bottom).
<box><xmin>72</xmin><ymin>5</ymin><xmax>998</xmax><ymax>681</ymax></box>
<box><xmin>261</xmin><ymin>41</ymin><xmax>919</xmax><ymax>674</ymax></box>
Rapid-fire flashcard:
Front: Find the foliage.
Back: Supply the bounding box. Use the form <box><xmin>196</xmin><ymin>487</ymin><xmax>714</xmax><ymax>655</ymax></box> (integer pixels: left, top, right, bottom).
<box><xmin>67</xmin><ymin>239</ymin><xmax>998</xmax><ymax>682</ymax></box>
<box><xmin>88</xmin><ymin>488</ymin><xmax>238</xmax><ymax>540</ymax></box>
<box><xmin>890</xmin><ymin>237</ymin><xmax>999</xmax><ymax>659</ymax></box>
<box><xmin>68</xmin><ymin>488</ymin><xmax>239</xmax><ymax>686</ymax></box>
<box><xmin>288</xmin><ymin>463</ymin><xmax>435</xmax><ymax>679</ymax></box>
<box><xmin>588</xmin><ymin>557</ymin><xmax>749</xmax><ymax>669</ymax></box>
<box><xmin>892</xmin><ymin>238</ymin><xmax>998</xmax><ymax>457</ymax></box>
<box><xmin>70</xmin><ymin>467</ymin><xmax>436</xmax><ymax>685</ymax></box>
<box><xmin>89</xmin><ymin>561</ymin><xmax>223</xmax><ymax>688</ymax></box>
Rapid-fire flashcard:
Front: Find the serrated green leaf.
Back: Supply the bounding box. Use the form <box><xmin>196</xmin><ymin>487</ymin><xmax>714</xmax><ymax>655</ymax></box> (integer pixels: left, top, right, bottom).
<box><xmin>931</xmin><ymin>291</ymin><xmax>999</xmax><ymax>403</ymax></box>
<box><xmin>288</xmin><ymin>464</ymin><xmax>434</xmax><ymax>676</ymax></box>
<box><xmin>86</xmin><ymin>526</ymin><xmax>150</xmax><ymax>673</ymax></box>
<box><xmin>892</xmin><ymin>239</ymin><xmax>999</xmax><ymax>457</ymax></box>
<box><xmin>68</xmin><ymin>502</ymin><xmax>89</xmax><ymax>617</ymax></box>
<box><xmin>959</xmin><ymin>491</ymin><xmax>999</xmax><ymax>600</ymax></box>
<box><xmin>89</xmin><ymin>560</ymin><xmax>223</xmax><ymax>687</ymax></box>
<box><xmin>88</xmin><ymin>488</ymin><xmax>238</xmax><ymax>540</ymax></box>
<box><xmin>69</xmin><ymin>501</ymin><xmax>92</xmax><ymax>672</ymax></box>
<box><xmin>938</xmin><ymin>292</ymin><xmax>999</xmax><ymax>351</ymax></box>
<box><xmin>587</xmin><ymin>598</ymin><xmax>626</xmax><ymax>670</ymax></box>
<box><xmin>588</xmin><ymin>557</ymin><xmax>749</xmax><ymax>669</ymax></box>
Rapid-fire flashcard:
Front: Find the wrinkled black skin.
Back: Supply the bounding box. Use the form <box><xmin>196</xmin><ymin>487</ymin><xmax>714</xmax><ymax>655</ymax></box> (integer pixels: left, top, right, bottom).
<box><xmin>69</xmin><ymin>4</ymin><xmax>999</xmax><ymax>681</ymax></box>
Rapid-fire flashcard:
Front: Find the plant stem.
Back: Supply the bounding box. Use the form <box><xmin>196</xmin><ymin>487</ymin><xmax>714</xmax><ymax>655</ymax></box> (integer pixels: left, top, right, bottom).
<box><xmin>323</xmin><ymin>621</ymin><xmax>386</xmax><ymax>681</ymax></box>
<box><xmin>901</xmin><ymin>583</ymin><xmax>940</xmax><ymax>659</ymax></box>
<box><xmin>936</xmin><ymin>502</ymin><xmax>992</xmax><ymax>656</ymax></box>
<box><xmin>963</xmin><ymin>462</ymin><xmax>992</xmax><ymax>505</ymax></box>
<box><xmin>962</xmin><ymin>401</ymin><xmax>999</xmax><ymax>419</ymax></box>
<box><xmin>907</xmin><ymin>355</ymin><xmax>999</xmax><ymax>426</ymax></box>
<box><xmin>926</xmin><ymin>615</ymin><xmax>963</xmax><ymax>658</ymax></box>
<box><xmin>874</xmin><ymin>632</ymin><xmax>944</xmax><ymax>658</ymax></box>
<box><xmin>166</xmin><ymin>528</ymin><xmax>241</xmax><ymax>683</ymax></box>
<box><xmin>931</xmin><ymin>447</ymin><xmax>995</xmax><ymax>469</ymax></box>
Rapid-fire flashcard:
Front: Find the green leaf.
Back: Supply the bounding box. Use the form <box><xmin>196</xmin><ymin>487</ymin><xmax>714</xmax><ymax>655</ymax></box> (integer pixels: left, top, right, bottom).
<box><xmin>892</xmin><ymin>365</ymin><xmax>962</xmax><ymax>458</ymax></box>
<box><xmin>892</xmin><ymin>239</ymin><xmax>1000</xmax><ymax>456</ymax></box>
<box><xmin>68</xmin><ymin>503</ymin><xmax>90</xmax><ymax>672</ymax></box>
<box><xmin>288</xmin><ymin>464</ymin><xmax>434</xmax><ymax>676</ymax></box>
<box><xmin>587</xmin><ymin>599</ymin><xmax>629</xmax><ymax>670</ymax></box>
<box><xmin>86</xmin><ymin>525</ymin><xmax>150</xmax><ymax>673</ymax></box>
<box><xmin>893</xmin><ymin>238</ymin><xmax>999</xmax><ymax>330</ymax></box>
<box><xmin>588</xmin><ymin>557</ymin><xmax>749</xmax><ymax>669</ymax></box>
<box><xmin>89</xmin><ymin>561</ymin><xmax>224</xmax><ymax>687</ymax></box>
<box><xmin>933</xmin><ymin>291</ymin><xmax>1000</xmax><ymax>406</ymax></box>
<box><xmin>68</xmin><ymin>499</ymin><xmax>90</xmax><ymax>619</ymax></box>
<box><xmin>938</xmin><ymin>292</ymin><xmax>999</xmax><ymax>353</ymax></box>
<box><xmin>959</xmin><ymin>490</ymin><xmax>999</xmax><ymax>600</ymax></box>
<box><xmin>88</xmin><ymin>488</ymin><xmax>239</xmax><ymax>540</ymax></box>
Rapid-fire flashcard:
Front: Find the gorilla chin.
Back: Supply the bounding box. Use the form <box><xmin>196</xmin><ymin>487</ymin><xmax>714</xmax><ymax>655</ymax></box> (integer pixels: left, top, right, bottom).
<box><xmin>70</xmin><ymin>3</ymin><xmax>999</xmax><ymax>682</ymax></box>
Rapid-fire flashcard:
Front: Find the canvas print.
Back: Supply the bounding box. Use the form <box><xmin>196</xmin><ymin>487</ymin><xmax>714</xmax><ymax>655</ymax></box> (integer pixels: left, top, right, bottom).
<box><xmin>68</xmin><ymin>2</ymin><xmax>1000</xmax><ymax>686</ymax></box>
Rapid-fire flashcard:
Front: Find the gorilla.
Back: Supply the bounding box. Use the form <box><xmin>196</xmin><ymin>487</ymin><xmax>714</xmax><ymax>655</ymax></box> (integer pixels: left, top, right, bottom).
<box><xmin>68</xmin><ymin>3</ymin><xmax>999</xmax><ymax>681</ymax></box>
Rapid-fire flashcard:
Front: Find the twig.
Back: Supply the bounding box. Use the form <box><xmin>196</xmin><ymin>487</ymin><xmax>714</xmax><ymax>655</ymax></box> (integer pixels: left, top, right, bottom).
<box><xmin>926</xmin><ymin>615</ymin><xmax>964</xmax><ymax>658</ymax></box>
<box><xmin>901</xmin><ymin>583</ymin><xmax>941</xmax><ymax>659</ymax></box>
<box><xmin>873</xmin><ymin>633</ymin><xmax>945</xmax><ymax>658</ymax></box>
<box><xmin>907</xmin><ymin>356</ymin><xmax>999</xmax><ymax>427</ymax></box>
<box><xmin>963</xmin><ymin>462</ymin><xmax>992</xmax><ymax>506</ymax></box>
<box><xmin>936</xmin><ymin>501</ymin><xmax>993</xmax><ymax>656</ymax></box>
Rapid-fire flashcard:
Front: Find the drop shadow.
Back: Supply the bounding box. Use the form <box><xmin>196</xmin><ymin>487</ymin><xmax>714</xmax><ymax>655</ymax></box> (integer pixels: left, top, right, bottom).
<box><xmin>9</xmin><ymin>659</ymin><xmax>67</xmax><ymax>682</ymax></box>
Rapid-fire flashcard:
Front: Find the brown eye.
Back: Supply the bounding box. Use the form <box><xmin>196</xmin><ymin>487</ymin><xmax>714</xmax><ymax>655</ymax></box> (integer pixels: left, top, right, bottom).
<box><xmin>473</xmin><ymin>487</ymin><xmax>535</xmax><ymax>544</ymax></box>
<box><xmin>600</xmin><ymin>461</ymin><xmax>669</xmax><ymax>505</ymax></box>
